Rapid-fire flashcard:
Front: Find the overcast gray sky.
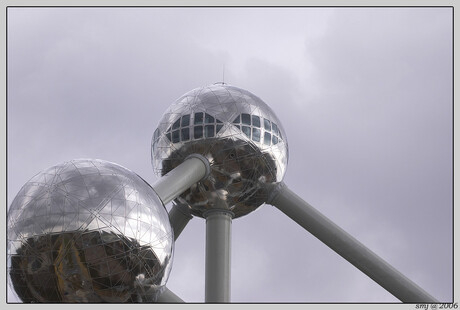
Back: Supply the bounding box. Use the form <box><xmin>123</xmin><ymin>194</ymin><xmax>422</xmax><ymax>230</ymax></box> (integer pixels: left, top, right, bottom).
<box><xmin>7</xmin><ymin>7</ymin><xmax>452</xmax><ymax>303</ymax></box>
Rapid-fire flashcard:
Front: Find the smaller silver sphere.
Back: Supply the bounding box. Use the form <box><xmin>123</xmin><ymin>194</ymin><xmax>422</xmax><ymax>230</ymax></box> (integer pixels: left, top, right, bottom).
<box><xmin>7</xmin><ymin>159</ymin><xmax>174</xmax><ymax>303</ymax></box>
<box><xmin>151</xmin><ymin>83</ymin><xmax>289</xmax><ymax>218</ymax></box>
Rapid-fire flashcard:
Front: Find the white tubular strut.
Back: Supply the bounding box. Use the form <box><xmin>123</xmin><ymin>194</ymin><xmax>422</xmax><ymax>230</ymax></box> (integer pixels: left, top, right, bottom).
<box><xmin>268</xmin><ymin>183</ymin><xmax>438</xmax><ymax>303</ymax></box>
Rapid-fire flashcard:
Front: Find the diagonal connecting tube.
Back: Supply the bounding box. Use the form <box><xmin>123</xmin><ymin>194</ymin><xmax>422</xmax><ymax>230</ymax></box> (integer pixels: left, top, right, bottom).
<box><xmin>168</xmin><ymin>202</ymin><xmax>193</xmax><ymax>241</ymax></box>
<box><xmin>267</xmin><ymin>182</ymin><xmax>438</xmax><ymax>303</ymax></box>
<box><xmin>152</xmin><ymin>154</ymin><xmax>210</xmax><ymax>240</ymax></box>
<box><xmin>155</xmin><ymin>287</ymin><xmax>185</xmax><ymax>303</ymax></box>
<box><xmin>151</xmin><ymin>154</ymin><xmax>210</xmax><ymax>302</ymax></box>
<box><xmin>152</xmin><ymin>154</ymin><xmax>210</xmax><ymax>205</ymax></box>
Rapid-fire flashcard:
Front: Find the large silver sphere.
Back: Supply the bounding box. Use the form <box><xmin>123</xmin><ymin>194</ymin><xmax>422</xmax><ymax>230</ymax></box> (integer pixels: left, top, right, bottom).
<box><xmin>151</xmin><ymin>83</ymin><xmax>289</xmax><ymax>218</ymax></box>
<box><xmin>7</xmin><ymin>159</ymin><xmax>174</xmax><ymax>303</ymax></box>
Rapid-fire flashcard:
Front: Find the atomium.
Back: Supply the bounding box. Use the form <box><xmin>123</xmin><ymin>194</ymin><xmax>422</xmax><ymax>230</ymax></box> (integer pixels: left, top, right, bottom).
<box><xmin>7</xmin><ymin>83</ymin><xmax>438</xmax><ymax>304</ymax></box>
<box><xmin>151</xmin><ymin>83</ymin><xmax>289</xmax><ymax>218</ymax></box>
<box><xmin>7</xmin><ymin>159</ymin><xmax>174</xmax><ymax>303</ymax></box>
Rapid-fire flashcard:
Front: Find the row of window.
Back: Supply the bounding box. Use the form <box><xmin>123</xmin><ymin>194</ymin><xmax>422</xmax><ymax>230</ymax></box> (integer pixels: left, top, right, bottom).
<box><xmin>164</xmin><ymin>113</ymin><xmax>224</xmax><ymax>143</ymax></box>
<box><xmin>232</xmin><ymin>113</ymin><xmax>282</xmax><ymax>146</ymax></box>
<box><xmin>232</xmin><ymin>113</ymin><xmax>282</xmax><ymax>139</ymax></box>
<box><xmin>171</xmin><ymin>112</ymin><xmax>222</xmax><ymax>131</ymax></box>
<box><xmin>166</xmin><ymin>124</ymin><xmax>224</xmax><ymax>143</ymax></box>
<box><xmin>233</xmin><ymin>125</ymin><xmax>280</xmax><ymax>145</ymax></box>
<box><xmin>159</xmin><ymin>112</ymin><xmax>283</xmax><ymax>146</ymax></box>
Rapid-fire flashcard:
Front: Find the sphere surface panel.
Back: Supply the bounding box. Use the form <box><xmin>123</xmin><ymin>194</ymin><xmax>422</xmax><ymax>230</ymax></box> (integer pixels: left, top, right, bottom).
<box><xmin>152</xmin><ymin>84</ymin><xmax>289</xmax><ymax>218</ymax></box>
<box><xmin>7</xmin><ymin>159</ymin><xmax>174</xmax><ymax>303</ymax></box>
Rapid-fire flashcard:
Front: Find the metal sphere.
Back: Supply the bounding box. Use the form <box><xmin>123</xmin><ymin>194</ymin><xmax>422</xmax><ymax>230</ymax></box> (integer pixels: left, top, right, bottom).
<box><xmin>7</xmin><ymin>159</ymin><xmax>174</xmax><ymax>303</ymax></box>
<box><xmin>151</xmin><ymin>83</ymin><xmax>289</xmax><ymax>218</ymax></box>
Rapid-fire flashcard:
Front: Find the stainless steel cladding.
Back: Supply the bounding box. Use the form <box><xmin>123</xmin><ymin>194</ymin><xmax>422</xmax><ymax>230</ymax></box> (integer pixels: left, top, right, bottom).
<box><xmin>7</xmin><ymin>159</ymin><xmax>174</xmax><ymax>302</ymax></box>
<box><xmin>151</xmin><ymin>83</ymin><xmax>289</xmax><ymax>218</ymax></box>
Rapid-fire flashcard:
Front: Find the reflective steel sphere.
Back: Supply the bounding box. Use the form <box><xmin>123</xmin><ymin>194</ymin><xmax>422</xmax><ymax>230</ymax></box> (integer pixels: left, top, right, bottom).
<box><xmin>151</xmin><ymin>83</ymin><xmax>289</xmax><ymax>218</ymax></box>
<box><xmin>7</xmin><ymin>159</ymin><xmax>174</xmax><ymax>303</ymax></box>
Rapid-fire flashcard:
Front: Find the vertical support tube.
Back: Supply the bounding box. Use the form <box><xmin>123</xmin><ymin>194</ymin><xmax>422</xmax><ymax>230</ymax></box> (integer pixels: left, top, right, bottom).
<box><xmin>153</xmin><ymin>154</ymin><xmax>210</xmax><ymax>205</ymax></box>
<box><xmin>204</xmin><ymin>210</ymin><xmax>233</xmax><ymax>303</ymax></box>
<box><xmin>268</xmin><ymin>182</ymin><xmax>438</xmax><ymax>303</ymax></box>
<box><xmin>169</xmin><ymin>202</ymin><xmax>193</xmax><ymax>241</ymax></box>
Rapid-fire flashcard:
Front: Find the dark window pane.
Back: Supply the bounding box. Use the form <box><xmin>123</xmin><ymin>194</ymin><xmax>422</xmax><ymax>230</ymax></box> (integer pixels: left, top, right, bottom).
<box><xmin>172</xmin><ymin>118</ymin><xmax>181</xmax><ymax>130</ymax></box>
<box><xmin>194</xmin><ymin>126</ymin><xmax>203</xmax><ymax>139</ymax></box>
<box><xmin>242</xmin><ymin>113</ymin><xmax>251</xmax><ymax>125</ymax></box>
<box><xmin>193</xmin><ymin>126</ymin><xmax>203</xmax><ymax>139</ymax></box>
<box><xmin>272</xmin><ymin>135</ymin><xmax>278</xmax><ymax>145</ymax></box>
<box><xmin>242</xmin><ymin>126</ymin><xmax>251</xmax><ymax>138</ymax></box>
<box><xmin>264</xmin><ymin>132</ymin><xmax>271</xmax><ymax>145</ymax></box>
<box><xmin>181</xmin><ymin>114</ymin><xmax>190</xmax><ymax>127</ymax></box>
<box><xmin>181</xmin><ymin>128</ymin><xmax>190</xmax><ymax>141</ymax></box>
<box><xmin>272</xmin><ymin>123</ymin><xmax>279</xmax><ymax>136</ymax></box>
<box><xmin>205</xmin><ymin>113</ymin><xmax>214</xmax><ymax>124</ymax></box>
<box><xmin>264</xmin><ymin>119</ymin><xmax>271</xmax><ymax>131</ymax></box>
<box><xmin>172</xmin><ymin>130</ymin><xmax>180</xmax><ymax>143</ymax></box>
<box><xmin>166</xmin><ymin>132</ymin><xmax>171</xmax><ymax>142</ymax></box>
<box><xmin>194</xmin><ymin>112</ymin><xmax>203</xmax><ymax>124</ymax></box>
<box><xmin>216</xmin><ymin>118</ymin><xmax>223</xmax><ymax>123</ymax></box>
<box><xmin>216</xmin><ymin>124</ymin><xmax>223</xmax><ymax>133</ymax></box>
<box><xmin>252</xmin><ymin>128</ymin><xmax>260</xmax><ymax>142</ymax></box>
<box><xmin>252</xmin><ymin>115</ymin><xmax>260</xmax><ymax>127</ymax></box>
<box><xmin>205</xmin><ymin>125</ymin><xmax>215</xmax><ymax>138</ymax></box>
<box><xmin>234</xmin><ymin>125</ymin><xmax>240</xmax><ymax>130</ymax></box>
<box><xmin>233</xmin><ymin>115</ymin><xmax>240</xmax><ymax>123</ymax></box>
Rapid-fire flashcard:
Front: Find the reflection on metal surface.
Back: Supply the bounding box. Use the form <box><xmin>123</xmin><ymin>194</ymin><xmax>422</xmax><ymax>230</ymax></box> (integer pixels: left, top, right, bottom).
<box><xmin>151</xmin><ymin>83</ymin><xmax>289</xmax><ymax>218</ymax></box>
<box><xmin>10</xmin><ymin>231</ymin><xmax>162</xmax><ymax>302</ymax></box>
<box><xmin>7</xmin><ymin>159</ymin><xmax>174</xmax><ymax>302</ymax></box>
